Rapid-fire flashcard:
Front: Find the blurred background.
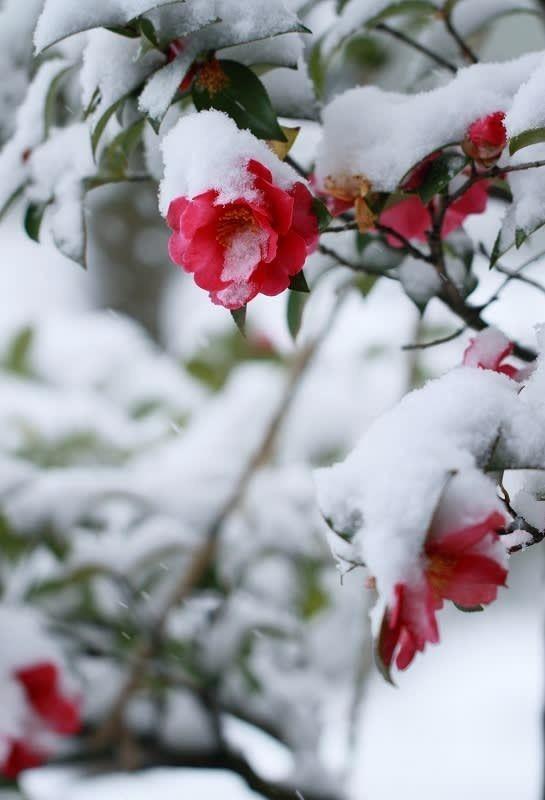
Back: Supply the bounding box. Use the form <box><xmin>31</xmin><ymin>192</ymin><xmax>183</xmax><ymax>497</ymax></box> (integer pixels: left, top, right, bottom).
<box><xmin>0</xmin><ymin>2</ymin><xmax>544</xmax><ymax>799</ymax></box>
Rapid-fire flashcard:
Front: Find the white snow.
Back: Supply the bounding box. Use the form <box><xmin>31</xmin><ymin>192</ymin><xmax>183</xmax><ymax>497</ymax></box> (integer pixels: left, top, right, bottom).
<box><xmin>316</xmin><ymin>53</ymin><xmax>541</xmax><ymax>192</ymax></box>
<box><xmin>159</xmin><ymin>110</ymin><xmax>302</xmax><ymax>212</ymax></box>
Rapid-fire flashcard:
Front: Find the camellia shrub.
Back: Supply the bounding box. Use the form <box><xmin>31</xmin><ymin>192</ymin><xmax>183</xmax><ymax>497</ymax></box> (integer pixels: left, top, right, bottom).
<box><xmin>2</xmin><ymin>0</ymin><xmax>545</xmax><ymax>797</ymax></box>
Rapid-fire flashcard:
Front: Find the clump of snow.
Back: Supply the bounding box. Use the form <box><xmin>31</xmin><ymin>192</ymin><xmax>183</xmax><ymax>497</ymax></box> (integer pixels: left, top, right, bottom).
<box><xmin>505</xmin><ymin>52</ymin><xmax>545</xmax><ymax>137</ymax></box>
<box><xmin>0</xmin><ymin>59</ymin><xmax>71</xmax><ymax>214</ymax></box>
<box><xmin>34</xmin><ymin>0</ymin><xmax>189</xmax><ymax>52</ymax></box>
<box><xmin>27</xmin><ymin>124</ymin><xmax>95</xmax><ymax>263</ymax></box>
<box><xmin>81</xmin><ymin>30</ymin><xmax>164</xmax><ymax>129</ymax></box>
<box><xmin>139</xmin><ymin>0</ymin><xmax>303</xmax><ymax>121</ymax></box>
<box><xmin>315</xmin><ymin>53</ymin><xmax>541</xmax><ymax>192</ymax></box>
<box><xmin>159</xmin><ymin>111</ymin><xmax>302</xmax><ymax>212</ymax></box>
<box><xmin>315</xmin><ymin>367</ymin><xmax>518</xmax><ymax>602</ymax></box>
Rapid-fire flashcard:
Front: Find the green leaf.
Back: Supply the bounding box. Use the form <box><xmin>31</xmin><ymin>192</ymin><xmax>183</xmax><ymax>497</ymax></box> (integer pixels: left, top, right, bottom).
<box><xmin>192</xmin><ymin>60</ymin><xmax>286</xmax><ymax>141</ymax></box>
<box><xmin>289</xmin><ymin>271</ymin><xmax>310</xmax><ymax>293</ymax></box>
<box><xmin>44</xmin><ymin>65</ymin><xmax>73</xmax><ymax>136</ymax></box>
<box><xmin>287</xmin><ymin>290</ymin><xmax>308</xmax><ymax>340</ymax></box>
<box><xmin>366</xmin><ymin>0</ymin><xmax>437</xmax><ymax>27</ymax></box>
<box><xmin>454</xmin><ymin>602</ymin><xmax>484</xmax><ymax>613</ymax></box>
<box><xmin>91</xmin><ymin>96</ymin><xmax>126</xmax><ymax>156</ymax></box>
<box><xmin>311</xmin><ymin>197</ymin><xmax>333</xmax><ymax>233</ymax></box>
<box><xmin>138</xmin><ymin>17</ymin><xmax>159</xmax><ymax>48</ymax></box>
<box><xmin>230</xmin><ymin>306</ymin><xmax>247</xmax><ymax>335</ymax></box>
<box><xmin>4</xmin><ymin>326</ymin><xmax>34</xmax><ymax>375</ymax></box>
<box><xmin>515</xmin><ymin>227</ymin><xmax>528</xmax><ymax>249</ymax></box>
<box><xmin>99</xmin><ymin>118</ymin><xmax>146</xmax><ymax>177</ymax></box>
<box><xmin>417</xmin><ymin>153</ymin><xmax>469</xmax><ymax>204</ymax></box>
<box><xmin>24</xmin><ymin>202</ymin><xmax>49</xmax><ymax>243</ymax></box>
<box><xmin>509</xmin><ymin>127</ymin><xmax>545</xmax><ymax>156</ymax></box>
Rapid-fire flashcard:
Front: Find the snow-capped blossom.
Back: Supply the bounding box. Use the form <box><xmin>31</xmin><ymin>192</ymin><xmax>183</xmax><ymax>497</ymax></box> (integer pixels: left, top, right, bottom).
<box><xmin>378</xmin><ymin>506</ymin><xmax>507</xmax><ymax>673</ymax></box>
<box><xmin>463</xmin><ymin>328</ymin><xmax>518</xmax><ymax>379</ymax></box>
<box><xmin>166</xmin><ymin>159</ymin><xmax>318</xmax><ymax>309</ymax></box>
<box><xmin>463</xmin><ymin>112</ymin><xmax>507</xmax><ymax>166</ymax></box>
<box><xmin>0</xmin><ymin>661</ymin><xmax>80</xmax><ymax>779</ymax></box>
<box><xmin>379</xmin><ymin>181</ymin><xmax>489</xmax><ymax>247</ymax></box>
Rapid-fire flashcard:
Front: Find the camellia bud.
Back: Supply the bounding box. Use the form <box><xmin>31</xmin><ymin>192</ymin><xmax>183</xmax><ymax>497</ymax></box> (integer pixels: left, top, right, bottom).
<box><xmin>462</xmin><ymin>112</ymin><xmax>507</xmax><ymax>167</ymax></box>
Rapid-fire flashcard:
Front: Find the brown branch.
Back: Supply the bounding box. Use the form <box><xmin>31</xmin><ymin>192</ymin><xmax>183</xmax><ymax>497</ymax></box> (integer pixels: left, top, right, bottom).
<box><xmin>92</xmin><ymin>287</ymin><xmax>350</xmax><ymax>770</ymax></box>
<box><xmin>402</xmin><ymin>325</ymin><xmax>467</xmax><ymax>351</ymax></box>
<box><xmin>375</xmin><ymin>23</ymin><xmax>458</xmax><ymax>73</ymax></box>
<box><xmin>442</xmin><ymin>13</ymin><xmax>478</xmax><ymax>64</ymax></box>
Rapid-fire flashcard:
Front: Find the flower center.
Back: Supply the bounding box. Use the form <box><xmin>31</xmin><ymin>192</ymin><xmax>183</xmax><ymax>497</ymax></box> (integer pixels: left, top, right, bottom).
<box><xmin>216</xmin><ymin>207</ymin><xmax>257</xmax><ymax>247</ymax></box>
<box><xmin>425</xmin><ymin>552</ymin><xmax>457</xmax><ymax>596</ymax></box>
<box><xmin>195</xmin><ymin>60</ymin><xmax>230</xmax><ymax>95</ymax></box>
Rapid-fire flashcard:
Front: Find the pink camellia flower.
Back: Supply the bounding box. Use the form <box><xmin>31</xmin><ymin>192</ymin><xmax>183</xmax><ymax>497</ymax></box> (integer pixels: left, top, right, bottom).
<box><xmin>167</xmin><ymin>159</ymin><xmax>319</xmax><ymax>309</ymax></box>
<box><xmin>0</xmin><ymin>661</ymin><xmax>81</xmax><ymax>779</ymax></box>
<box><xmin>463</xmin><ymin>112</ymin><xmax>507</xmax><ymax>166</ymax></box>
<box><xmin>379</xmin><ymin>180</ymin><xmax>489</xmax><ymax>247</ymax></box>
<box><xmin>463</xmin><ymin>328</ymin><xmax>518</xmax><ymax>379</ymax></box>
<box><xmin>378</xmin><ymin>508</ymin><xmax>507</xmax><ymax>672</ymax></box>
<box><xmin>309</xmin><ymin>173</ymin><xmax>353</xmax><ymax>217</ymax></box>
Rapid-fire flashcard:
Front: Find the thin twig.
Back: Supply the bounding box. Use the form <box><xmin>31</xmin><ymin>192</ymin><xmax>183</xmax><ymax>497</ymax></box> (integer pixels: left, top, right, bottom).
<box><xmin>375</xmin><ymin>23</ymin><xmax>457</xmax><ymax>73</ymax></box>
<box><xmin>402</xmin><ymin>325</ymin><xmax>467</xmax><ymax>351</ymax></box>
<box><xmin>92</xmin><ymin>286</ymin><xmax>351</xmax><ymax>758</ymax></box>
<box><xmin>443</xmin><ymin>14</ymin><xmax>478</xmax><ymax>64</ymax></box>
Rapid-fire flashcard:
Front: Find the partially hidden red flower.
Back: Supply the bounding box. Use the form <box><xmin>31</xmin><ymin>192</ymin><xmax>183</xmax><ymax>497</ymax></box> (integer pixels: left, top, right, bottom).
<box><xmin>309</xmin><ymin>173</ymin><xmax>353</xmax><ymax>217</ymax></box>
<box><xmin>2</xmin><ymin>741</ymin><xmax>45</xmax><ymax>780</ymax></box>
<box><xmin>378</xmin><ymin>510</ymin><xmax>507</xmax><ymax>672</ymax></box>
<box><xmin>463</xmin><ymin>112</ymin><xmax>507</xmax><ymax>166</ymax></box>
<box><xmin>167</xmin><ymin>159</ymin><xmax>319</xmax><ymax>309</ymax></box>
<box><xmin>15</xmin><ymin>662</ymin><xmax>80</xmax><ymax>736</ymax></box>
<box><xmin>463</xmin><ymin>328</ymin><xmax>518</xmax><ymax>379</ymax></box>
<box><xmin>379</xmin><ymin>180</ymin><xmax>489</xmax><ymax>247</ymax></box>
<box><xmin>167</xmin><ymin>39</ymin><xmax>198</xmax><ymax>92</ymax></box>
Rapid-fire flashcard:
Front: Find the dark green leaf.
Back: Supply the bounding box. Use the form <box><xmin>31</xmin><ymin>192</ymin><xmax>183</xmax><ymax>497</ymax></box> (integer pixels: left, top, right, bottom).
<box><xmin>289</xmin><ymin>271</ymin><xmax>310</xmax><ymax>293</ymax></box>
<box><xmin>192</xmin><ymin>60</ymin><xmax>286</xmax><ymax>141</ymax></box>
<box><xmin>91</xmin><ymin>97</ymin><xmax>126</xmax><ymax>156</ymax></box>
<box><xmin>509</xmin><ymin>127</ymin><xmax>545</xmax><ymax>155</ymax></box>
<box><xmin>44</xmin><ymin>65</ymin><xmax>73</xmax><ymax>136</ymax></box>
<box><xmin>231</xmin><ymin>306</ymin><xmax>247</xmax><ymax>335</ymax></box>
<box><xmin>311</xmin><ymin>197</ymin><xmax>333</xmax><ymax>233</ymax></box>
<box><xmin>417</xmin><ymin>153</ymin><xmax>468</xmax><ymax>204</ymax></box>
<box><xmin>515</xmin><ymin>227</ymin><xmax>528</xmax><ymax>249</ymax></box>
<box><xmin>99</xmin><ymin>118</ymin><xmax>146</xmax><ymax>177</ymax></box>
<box><xmin>454</xmin><ymin>602</ymin><xmax>484</xmax><ymax>613</ymax></box>
<box><xmin>287</xmin><ymin>290</ymin><xmax>308</xmax><ymax>340</ymax></box>
<box><xmin>138</xmin><ymin>17</ymin><xmax>159</xmax><ymax>47</ymax></box>
<box><xmin>24</xmin><ymin>202</ymin><xmax>49</xmax><ymax>243</ymax></box>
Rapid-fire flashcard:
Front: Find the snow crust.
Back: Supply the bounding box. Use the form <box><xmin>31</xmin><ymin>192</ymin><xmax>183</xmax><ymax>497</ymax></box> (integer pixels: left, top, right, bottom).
<box><xmin>316</xmin><ymin>53</ymin><xmax>540</xmax><ymax>192</ymax></box>
<box><xmin>159</xmin><ymin>111</ymin><xmax>301</xmax><ymax>212</ymax></box>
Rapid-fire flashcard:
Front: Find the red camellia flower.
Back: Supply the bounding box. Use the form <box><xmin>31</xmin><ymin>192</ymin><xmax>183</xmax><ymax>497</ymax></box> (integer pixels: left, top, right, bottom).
<box><xmin>2</xmin><ymin>741</ymin><xmax>45</xmax><ymax>780</ymax></box>
<box><xmin>463</xmin><ymin>112</ymin><xmax>507</xmax><ymax>166</ymax></box>
<box><xmin>379</xmin><ymin>180</ymin><xmax>489</xmax><ymax>247</ymax></box>
<box><xmin>167</xmin><ymin>159</ymin><xmax>319</xmax><ymax>309</ymax></box>
<box><xmin>0</xmin><ymin>661</ymin><xmax>81</xmax><ymax>780</ymax></box>
<box><xmin>378</xmin><ymin>510</ymin><xmax>507</xmax><ymax>672</ymax></box>
<box><xmin>16</xmin><ymin>662</ymin><xmax>80</xmax><ymax>735</ymax></box>
<box><xmin>463</xmin><ymin>328</ymin><xmax>518</xmax><ymax>379</ymax></box>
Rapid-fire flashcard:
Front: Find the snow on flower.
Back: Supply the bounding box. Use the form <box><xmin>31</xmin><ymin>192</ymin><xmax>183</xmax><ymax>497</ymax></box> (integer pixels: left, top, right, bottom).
<box><xmin>314</xmin><ymin>362</ymin><xmax>525</xmax><ymax>674</ymax></box>
<box><xmin>463</xmin><ymin>328</ymin><xmax>519</xmax><ymax>379</ymax></box>
<box><xmin>463</xmin><ymin>112</ymin><xmax>507</xmax><ymax>166</ymax></box>
<box><xmin>378</xmin><ymin>472</ymin><xmax>507</xmax><ymax>673</ymax></box>
<box><xmin>161</xmin><ymin>111</ymin><xmax>318</xmax><ymax>309</ymax></box>
<box><xmin>315</xmin><ymin>54</ymin><xmax>540</xmax><ymax>193</ymax></box>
